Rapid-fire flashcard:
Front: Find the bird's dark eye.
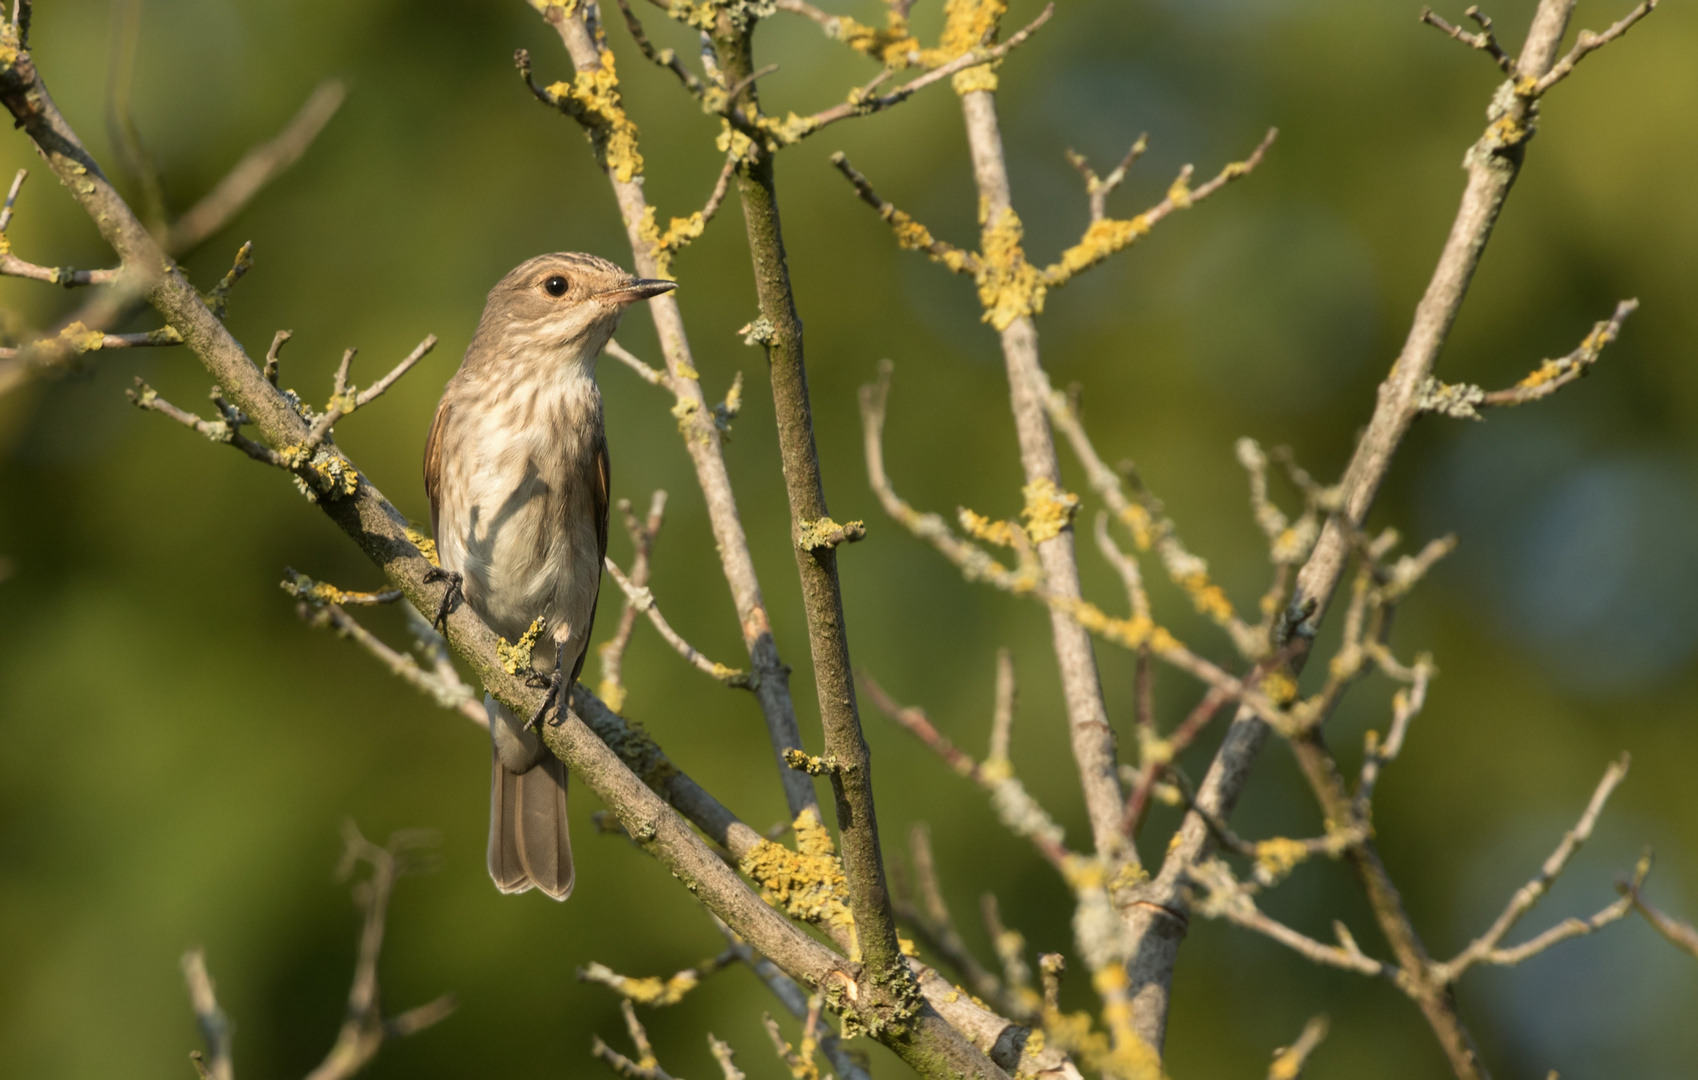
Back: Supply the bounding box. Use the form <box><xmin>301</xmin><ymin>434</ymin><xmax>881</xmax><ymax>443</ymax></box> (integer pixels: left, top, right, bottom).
<box><xmin>543</xmin><ymin>275</ymin><xmax>569</xmax><ymax>297</ymax></box>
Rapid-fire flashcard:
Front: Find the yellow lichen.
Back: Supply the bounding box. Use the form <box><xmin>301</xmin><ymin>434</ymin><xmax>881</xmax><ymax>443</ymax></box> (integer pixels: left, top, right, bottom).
<box><xmin>497</xmin><ymin>617</ymin><xmax>546</xmax><ymax>675</ymax></box>
<box><xmin>57</xmin><ymin>321</ymin><xmax>105</xmax><ymax>353</ymax></box>
<box><xmin>1020</xmin><ymin>477</ymin><xmax>1079</xmax><ymax>543</ymax></box>
<box><xmin>548</xmin><ymin>49</ymin><xmax>645</xmax><ymax>183</ymax></box>
<box><xmin>596</xmin><ymin>968</ymin><xmax>700</xmax><ymax>1006</ymax></box>
<box><xmin>596</xmin><ymin>668</ymin><xmax>627</xmax><ymax>715</ymax></box>
<box><xmin>974</xmin><ymin>207</ymin><xmax>1045</xmax><ymax>330</ymax></box>
<box><xmin>834</xmin><ymin>12</ymin><xmax>922</xmax><ymax>65</ymax></box>
<box><xmin>1254</xmin><ymin>836</ymin><xmax>1310</xmax><ymax>885</ymax></box>
<box><xmin>1260</xmin><ymin>670</ymin><xmax>1298</xmax><ymax>705</ymax></box>
<box><xmin>1516</xmin><ymin>358</ymin><xmax>1567</xmax><ymax>389</ymax></box>
<box><xmin>951</xmin><ymin>64</ymin><xmax>999</xmax><ymax>95</ymax></box>
<box><xmin>1044</xmin><ymin>215</ymin><xmax>1152</xmax><ymax>285</ymax></box>
<box><xmin>938</xmin><ymin>0</ymin><xmax>1007</xmax><ymax>57</ymax></box>
<box><xmin>738</xmin><ymin>808</ymin><xmax>859</xmax><ymax>959</ymax></box>
<box><xmin>636</xmin><ymin>203</ymin><xmax>703</xmax><ymax>280</ymax></box>
<box><xmin>404</xmin><ymin>524</ymin><xmax>440</xmax><ymax>568</ymax></box>
<box><xmin>1165</xmin><ymin>172</ymin><xmax>1193</xmax><ymax>209</ymax></box>
<box><xmin>883</xmin><ymin>210</ymin><xmax>975</xmax><ymax>275</ymax></box>
<box><xmin>958</xmin><ymin>507</ymin><xmax>1023</xmax><ymax>549</ymax></box>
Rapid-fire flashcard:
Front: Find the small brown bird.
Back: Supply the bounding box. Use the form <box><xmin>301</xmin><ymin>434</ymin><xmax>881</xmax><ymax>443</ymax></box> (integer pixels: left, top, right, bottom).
<box><xmin>423</xmin><ymin>253</ymin><xmax>676</xmax><ymax>899</ymax></box>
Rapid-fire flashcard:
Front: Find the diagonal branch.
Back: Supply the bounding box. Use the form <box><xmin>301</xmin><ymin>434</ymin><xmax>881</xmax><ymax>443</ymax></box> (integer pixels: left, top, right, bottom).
<box><xmin>1121</xmin><ymin>4</ymin><xmax>1648</xmax><ymax>1071</ymax></box>
<box><xmin>1419</xmin><ymin>6</ymin><xmax>1514</xmax><ymax>72</ymax></box>
<box><xmin>527</xmin><ymin>2</ymin><xmax>820</xmax><ymax>825</ymax></box>
<box><xmin>1432</xmin><ymin>755</ymin><xmax>1633</xmax><ymax>983</ymax></box>
<box><xmin>604</xmin><ymin>555</ymin><xmax>751</xmax><ymax>687</ymax></box>
<box><xmin>303</xmin><ymin>823</ymin><xmax>457</xmax><ymax>1080</ymax></box>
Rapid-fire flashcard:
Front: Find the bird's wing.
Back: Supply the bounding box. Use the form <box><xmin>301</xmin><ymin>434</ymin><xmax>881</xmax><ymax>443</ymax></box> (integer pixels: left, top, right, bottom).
<box><xmin>422</xmin><ymin>397</ymin><xmax>451</xmax><ymax>539</ymax></box>
<box><xmin>568</xmin><ymin>430</ymin><xmax>610</xmax><ymax>689</ymax></box>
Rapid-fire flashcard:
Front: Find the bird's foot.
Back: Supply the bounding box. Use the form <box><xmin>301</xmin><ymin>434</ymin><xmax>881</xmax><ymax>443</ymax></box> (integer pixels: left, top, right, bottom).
<box><xmin>526</xmin><ymin>642</ymin><xmax>570</xmax><ymax>731</ymax></box>
<box><xmin>423</xmin><ymin>567</ymin><xmax>463</xmax><ymax>632</ymax></box>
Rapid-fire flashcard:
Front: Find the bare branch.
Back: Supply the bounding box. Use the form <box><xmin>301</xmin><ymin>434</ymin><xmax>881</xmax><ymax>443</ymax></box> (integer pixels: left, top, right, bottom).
<box><xmin>593</xmin><ymin>1000</ymin><xmax>677</xmax><ymax>1080</ymax></box>
<box><xmin>1533</xmin><ymin>1</ymin><xmax>1657</xmax><ymax>95</ymax></box>
<box><xmin>612</xmin><ymin>0</ymin><xmax>708</xmax><ymax>100</ymax></box>
<box><xmin>604</xmin><ymin>556</ymin><xmax>750</xmax><ymax>688</ymax></box>
<box><xmin>830</xmin><ymin>153</ymin><xmax>979</xmax><ymax>274</ymax></box>
<box><xmin>303</xmin><ymin>823</ymin><xmax>456</xmax><ymax>1080</ymax></box>
<box><xmin>862</xmin><ymin>671</ymin><xmax>1075</xmax><ymax>874</ymax></box>
<box><xmin>0</xmin><ymin>165</ymin><xmax>23</xmax><ymax>231</ymax></box>
<box><xmin>862</xmin><ymin>361</ymin><xmax>1291</xmax><ymax>731</ymax></box>
<box><xmin>166</xmin><ymin>79</ymin><xmax>347</xmax><ymax>254</ymax></box>
<box><xmin>1621</xmin><ymin>884</ymin><xmax>1698</xmax><ymax>962</ymax></box>
<box><xmin>1126</xmin><ymin>2</ymin><xmax>1649</xmax><ymax>1062</ymax></box>
<box><xmin>1419</xmin><ymin>6</ymin><xmax>1513</xmax><ymax>72</ymax></box>
<box><xmin>301</xmin><ymin>335</ymin><xmax>438</xmax><ymax>451</ymax></box>
<box><xmin>598</xmin><ymin>490</ymin><xmax>667</xmax><ymax>712</ymax></box>
<box><xmin>1066</xmin><ymin>134</ymin><xmax>1148</xmax><ymax>222</ymax></box>
<box><xmin>180</xmin><ymin>950</ymin><xmax>233</xmax><ymax>1080</ymax></box>
<box><xmin>1434</xmin><ymin>755</ymin><xmax>1634</xmax><ymax>982</ymax></box>
<box><xmin>286</xmin><ymin>572</ymin><xmax>487</xmax><ymax>727</ymax></box>
<box><xmin>900</xmin><ymin>822</ymin><xmax>1005</xmax><ymax>1007</ymax></box>
<box><xmin>1041</xmin><ymin>128</ymin><xmax>1277</xmax><ymax>290</ymax></box>
<box><xmin>1355</xmin><ymin>658</ymin><xmax>1434</xmax><ymax>811</ymax></box>
<box><xmin>1188</xmin><ymin>859</ymin><xmax>1394</xmax><ymax>979</ymax></box>
<box><xmin>793</xmin><ymin>5</ymin><xmax>1056</xmax><ymax>139</ymax></box>
<box><xmin>605</xmin><ymin>338</ymin><xmax>670</xmax><ymax>387</ymax></box>
<box><xmin>708</xmin><ymin>1035</ymin><xmax>746</xmax><ymax>1080</ymax></box>
<box><xmin>126</xmin><ymin>379</ymin><xmax>288</xmax><ymax>466</ymax></box>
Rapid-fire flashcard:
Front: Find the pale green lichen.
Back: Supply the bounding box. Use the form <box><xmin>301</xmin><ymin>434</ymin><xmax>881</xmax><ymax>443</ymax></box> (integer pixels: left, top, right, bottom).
<box><xmin>796</xmin><ymin>516</ymin><xmax>865</xmax><ymax>551</ymax></box>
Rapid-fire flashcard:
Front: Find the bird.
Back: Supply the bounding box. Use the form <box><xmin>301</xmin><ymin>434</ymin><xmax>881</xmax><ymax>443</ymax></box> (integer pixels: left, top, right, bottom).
<box><xmin>423</xmin><ymin>252</ymin><xmax>676</xmax><ymax>900</ymax></box>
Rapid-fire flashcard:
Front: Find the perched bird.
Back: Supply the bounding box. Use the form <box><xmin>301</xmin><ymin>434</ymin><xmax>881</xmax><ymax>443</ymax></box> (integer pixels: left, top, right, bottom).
<box><xmin>423</xmin><ymin>253</ymin><xmax>676</xmax><ymax>899</ymax></box>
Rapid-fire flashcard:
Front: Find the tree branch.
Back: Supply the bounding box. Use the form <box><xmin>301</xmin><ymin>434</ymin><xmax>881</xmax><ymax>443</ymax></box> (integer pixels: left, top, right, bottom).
<box><xmin>528</xmin><ymin>2</ymin><xmax>819</xmax><ymax>824</ymax></box>
<box><xmin>713</xmin><ymin>10</ymin><xmax>907</xmax><ymax>998</ymax></box>
<box><xmin>1121</xmin><ymin>2</ymin><xmax>1641</xmax><ymax>1067</ymax></box>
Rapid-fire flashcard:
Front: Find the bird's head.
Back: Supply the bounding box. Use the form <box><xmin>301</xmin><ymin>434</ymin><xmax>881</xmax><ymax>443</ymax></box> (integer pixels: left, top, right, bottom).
<box><xmin>470</xmin><ymin>252</ymin><xmax>675</xmax><ymax>373</ymax></box>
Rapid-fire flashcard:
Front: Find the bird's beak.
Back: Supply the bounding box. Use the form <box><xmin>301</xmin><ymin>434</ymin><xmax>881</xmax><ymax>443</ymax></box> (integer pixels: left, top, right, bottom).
<box><xmin>596</xmin><ymin>278</ymin><xmax>678</xmax><ymax>305</ymax></box>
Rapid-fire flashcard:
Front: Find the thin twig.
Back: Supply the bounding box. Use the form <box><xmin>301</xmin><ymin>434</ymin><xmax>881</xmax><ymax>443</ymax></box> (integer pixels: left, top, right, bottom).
<box><xmin>1620</xmin><ymin>885</ymin><xmax>1698</xmax><ymax>962</ymax></box>
<box><xmin>605</xmin><ymin>338</ymin><xmax>670</xmax><ymax>387</ymax></box>
<box><xmin>288</xmin><ymin>574</ymin><xmax>486</xmax><ymax>727</ymax></box>
<box><xmin>1533</xmin><ymin>1</ymin><xmax>1658</xmax><ymax>95</ymax></box>
<box><xmin>1188</xmin><ymin>859</ymin><xmax>1394</xmax><ymax>979</ymax></box>
<box><xmin>303</xmin><ymin>823</ymin><xmax>456</xmax><ymax>1080</ymax></box>
<box><xmin>791</xmin><ymin>5</ymin><xmax>1056</xmax><ymax>139</ymax></box>
<box><xmin>180</xmin><ymin>950</ymin><xmax>234</xmax><ymax>1080</ymax></box>
<box><xmin>1418</xmin><ymin>6</ymin><xmax>1514</xmax><ymax>71</ymax></box>
<box><xmin>1477</xmin><ymin>298</ymin><xmax>1637</xmax><ymax>408</ymax></box>
<box><xmin>901</xmin><ymin>822</ymin><xmax>1005</xmax><ymax>1006</ymax></box>
<box><xmin>127</xmin><ymin>379</ymin><xmax>288</xmax><ymax>466</ymax></box>
<box><xmin>578</xmin><ymin>949</ymin><xmax>736</xmax><ymax>1006</ymax></box>
<box><xmin>598</xmin><ymin>490</ymin><xmax>666</xmax><ymax>711</ymax></box>
<box><xmin>861</xmin><ymin>672</ymin><xmax>1074</xmax><ymax>873</ymax></box>
<box><xmin>167</xmin><ymin>79</ymin><xmax>348</xmax><ymax>253</ymax></box>
<box><xmin>1267</xmin><ymin>1014</ymin><xmax>1330</xmax><ymax>1080</ymax></box>
<box><xmin>301</xmin><ymin>335</ymin><xmax>438</xmax><ymax>450</ymax></box>
<box><xmin>0</xmin><ymin>166</ymin><xmax>25</xmax><ymax>232</ymax></box>
<box><xmin>592</xmin><ymin>1000</ymin><xmax>677</xmax><ymax>1080</ymax></box>
<box><xmin>1433</xmin><ymin>755</ymin><xmax>1634</xmax><ymax>982</ymax></box>
<box><xmin>603</xmin><ymin>556</ymin><xmax>750</xmax><ymax>688</ymax></box>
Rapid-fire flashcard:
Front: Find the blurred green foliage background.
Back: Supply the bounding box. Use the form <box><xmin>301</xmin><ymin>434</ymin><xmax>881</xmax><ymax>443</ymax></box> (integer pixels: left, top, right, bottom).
<box><xmin>1</xmin><ymin>1</ymin><xmax>1695</xmax><ymax>1077</ymax></box>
